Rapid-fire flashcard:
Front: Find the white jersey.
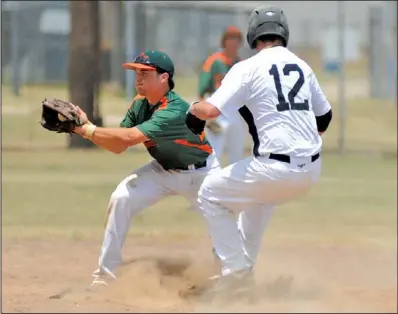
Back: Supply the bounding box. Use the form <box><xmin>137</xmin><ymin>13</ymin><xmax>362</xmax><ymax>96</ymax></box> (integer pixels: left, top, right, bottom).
<box><xmin>207</xmin><ymin>46</ymin><xmax>331</xmax><ymax>157</ymax></box>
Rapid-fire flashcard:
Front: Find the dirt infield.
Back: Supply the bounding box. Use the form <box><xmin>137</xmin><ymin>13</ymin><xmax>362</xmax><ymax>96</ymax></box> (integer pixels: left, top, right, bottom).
<box><xmin>3</xmin><ymin>236</ymin><xmax>396</xmax><ymax>313</ymax></box>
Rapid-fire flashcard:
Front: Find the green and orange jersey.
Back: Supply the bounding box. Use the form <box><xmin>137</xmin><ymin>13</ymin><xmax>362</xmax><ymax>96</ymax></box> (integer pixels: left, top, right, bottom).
<box><xmin>198</xmin><ymin>51</ymin><xmax>241</xmax><ymax>98</ymax></box>
<box><xmin>120</xmin><ymin>91</ymin><xmax>212</xmax><ymax>170</ymax></box>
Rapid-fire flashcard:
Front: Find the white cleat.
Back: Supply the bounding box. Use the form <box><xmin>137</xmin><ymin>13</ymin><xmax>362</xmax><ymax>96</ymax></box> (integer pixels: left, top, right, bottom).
<box><xmin>89</xmin><ymin>268</ymin><xmax>113</xmax><ymax>290</ymax></box>
<box><xmin>90</xmin><ymin>276</ymin><xmax>108</xmax><ymax>288</ymax></box>
<box><xmin>87</xmin><ymin>277</ymin><xmax>108</xmax><ymax>292</ymax></box>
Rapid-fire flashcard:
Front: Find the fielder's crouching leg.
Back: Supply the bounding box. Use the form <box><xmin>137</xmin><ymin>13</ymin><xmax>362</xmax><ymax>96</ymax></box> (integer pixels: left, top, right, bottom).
<box><xmin>94</xmin><ymin>165</ymin><xmax>166</xmax><ymax>283</ymax></box>
<box><xmin>97</xmin><ymin>180</ymin><xmax>134</xmax><ymax>278</ymax></box>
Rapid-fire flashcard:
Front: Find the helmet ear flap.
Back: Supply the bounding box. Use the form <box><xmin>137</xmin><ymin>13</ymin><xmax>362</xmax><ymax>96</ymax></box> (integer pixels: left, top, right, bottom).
<box><xmin>246</xmin><ymin>30</ymin><xmax>253</xmax><ymax>49</ymax></box>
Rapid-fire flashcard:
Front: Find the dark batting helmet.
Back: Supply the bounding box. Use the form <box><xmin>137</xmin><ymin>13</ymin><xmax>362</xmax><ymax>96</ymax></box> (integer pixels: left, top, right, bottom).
<box><xmin>246</xmin><ymin>6</ymin><xmax>289</xmax><ymax>49</ymax></box>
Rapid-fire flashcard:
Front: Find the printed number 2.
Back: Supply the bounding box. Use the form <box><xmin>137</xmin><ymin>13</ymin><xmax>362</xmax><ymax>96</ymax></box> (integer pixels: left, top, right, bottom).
<box><xmin>269</xmin><ymin>64</ymin><xmax>309</xmax><ymax>112</ymax></box>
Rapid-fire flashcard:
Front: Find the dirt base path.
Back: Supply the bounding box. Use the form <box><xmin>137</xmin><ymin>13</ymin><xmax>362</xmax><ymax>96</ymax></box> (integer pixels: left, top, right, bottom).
<box><xmin>3</xmin><ymin>236</ymin><xmax>396</xmax><ymax>313</ymax></box>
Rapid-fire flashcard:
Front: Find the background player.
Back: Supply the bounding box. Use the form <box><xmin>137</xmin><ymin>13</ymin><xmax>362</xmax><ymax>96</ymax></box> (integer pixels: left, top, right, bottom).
<box><xmin>72</xmin><ymin>50</ymin><xmax>220</xmax><ymax>287</ymax></box>
<box><xmin>197</xmin><ymin>26</ymin><xmax>246</xmax><ymax>165</ymax></box>
<box><xmin>187</xmin><ymin>6</ymin><xmax>333</xmax><ymax>294</ymax></box>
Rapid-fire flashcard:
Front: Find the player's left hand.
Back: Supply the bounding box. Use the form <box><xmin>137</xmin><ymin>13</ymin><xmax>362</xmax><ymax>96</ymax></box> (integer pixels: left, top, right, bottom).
<box><xmin>40</xmin><ymin>98</ymin><xmax>86</xmax><ymax>134</ymax></box>
<box><xmin>69</xmin><ymin>104</ymin><xmax>91</xmax><ymax>136</ymax></box>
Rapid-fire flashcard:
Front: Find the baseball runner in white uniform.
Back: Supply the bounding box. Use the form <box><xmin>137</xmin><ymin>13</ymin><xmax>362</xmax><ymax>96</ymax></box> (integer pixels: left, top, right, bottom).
<box><xmin>186</xmin><ymin>6</ymin><xmax>333</xmax><ymax>294</ymax></box>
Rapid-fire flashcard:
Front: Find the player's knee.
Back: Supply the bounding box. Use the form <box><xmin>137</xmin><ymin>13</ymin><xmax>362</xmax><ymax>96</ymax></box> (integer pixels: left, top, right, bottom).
<box><xmin>109</xmin><ymin>178</ymin><xmax>134</xmax><ymax>206</ymax></box>
<box><xmin>198</xmin><ymin>173</ymin><xmax>221</xmax><ymax>203</ymax></box>
<box><xmin>197</xmin><ymin>177</ymin><xmax>229</xmax><ymax>218</ymax></box>
<box><xmin>198</xmin><ymin>175</ymin><xmax>211</xmax><ymax>200</ymax></box>
<box><xmin>109</xmin><ymin>187</ymin><xmax>129</xmax><ymax>207</ymax></box>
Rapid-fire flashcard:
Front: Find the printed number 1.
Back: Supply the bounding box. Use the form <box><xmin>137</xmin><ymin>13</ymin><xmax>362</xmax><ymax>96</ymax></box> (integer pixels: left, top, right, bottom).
<box><xmin>269</xmin><ymin>64</ymin><xmax>309</xmax><ymax>112</ymax></box>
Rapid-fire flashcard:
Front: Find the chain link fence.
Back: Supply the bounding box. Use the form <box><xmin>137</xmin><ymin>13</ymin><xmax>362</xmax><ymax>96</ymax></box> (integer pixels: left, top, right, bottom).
<box><xmin>2</xmin><ymin>1</ymin><xmax>396</xmax><ymax>92</ymax></box>
<box><xmin>2</xmin><ymin>1</ymin><xmax>70</xmax><ymax>86</ymax></box>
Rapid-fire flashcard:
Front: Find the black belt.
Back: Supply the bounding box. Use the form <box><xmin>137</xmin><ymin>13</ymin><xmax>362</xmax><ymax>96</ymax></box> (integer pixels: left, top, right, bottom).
<box><xmin>268</xmin><ymin>153</ymin><xmax>320</xmax><ymax>164</ymax></box>
<box><xmin>174</xmin><ymin>160</ymin><xmax>207</xmax><ymax>171</ymax></box>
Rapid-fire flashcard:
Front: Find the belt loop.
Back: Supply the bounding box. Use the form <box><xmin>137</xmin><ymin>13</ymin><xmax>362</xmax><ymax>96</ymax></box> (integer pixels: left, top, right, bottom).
<box><xmin>188</xmin><ymin>164</ymin><xmax>195</xmax><ymax>170</ymax></box>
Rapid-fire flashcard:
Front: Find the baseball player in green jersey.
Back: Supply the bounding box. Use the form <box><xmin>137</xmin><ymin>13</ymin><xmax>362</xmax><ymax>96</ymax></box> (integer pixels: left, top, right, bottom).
<box><xmin>72</xmin><ymin>50</ymin><xmax>220</xmax><ymax>287</ymax></box>
<box><xmin>198</xmin><ymin>26</ymin><xmax>246</xmax><ymax>165</ymax></box>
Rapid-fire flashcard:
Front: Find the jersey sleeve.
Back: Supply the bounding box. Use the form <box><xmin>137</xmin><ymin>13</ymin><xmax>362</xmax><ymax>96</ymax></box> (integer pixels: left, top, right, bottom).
<box><xmin>207</xmin><ymin>62</ymin><xmax>248</xmax><ymax>118</ymax></box>
<box><xmin>211</xmin><ymin>59</ymin><xmax>229</xmax><ymax>76</ymax></box>
<box><xmin>309</xmin><ymin>73</ymin><xmax>332</xmax><ymax>116</ymax></box>
<box><xmin>136</xmin><ymin>109</ymin><xmax>182</xmax><ymax>141</ymax></box>
<box><xmin>198</xmin><ymin>72</ymin><xmax>211</xmax><ymax>98</ymax></box>
<box><xmin>120</xmin><ymin>106</ymin><xmax>136</xmax><ymax>128</ymax></box>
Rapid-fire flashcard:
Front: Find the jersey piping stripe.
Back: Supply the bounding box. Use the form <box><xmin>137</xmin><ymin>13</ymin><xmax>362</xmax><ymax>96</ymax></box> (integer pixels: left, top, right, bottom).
<box><xmin>201</xmin><ymin>52</ymin><xmax>235</xmax><ymax>72</ymax></box>
<box><xmin>173</xmin><ymin>139</ymin><xmax>213</xmax><ymax>154</ymax></box>
<box><xmin>156</xmin><ymin>97</ymin><xmax>168</xmax><ymax>111</ymax></box>
<box><xmin>238</xmin><ymin>106</ymin><xmax>260</xmax><ymax>157</ymax></box>
<box><xmin>133</xmin><ymin>94</ymin><xmax>145</xmax><ymax>101</ymax></box>
<box><xmin>202</xmin><ymin>52</ymin><xmax>224</xmax><ymax>72</ymax></box>
<box><xmin>199</xmin><ymin>131</ymin><xmax>206</xmax><ymax>142</ymax></box>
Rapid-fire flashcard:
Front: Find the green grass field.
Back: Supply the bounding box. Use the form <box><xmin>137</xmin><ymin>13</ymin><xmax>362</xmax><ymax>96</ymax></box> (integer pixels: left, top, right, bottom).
<box><xmin>3</xmin><ymin>148</ymin><xmax>397</xmax><ymax>244</ymax></box>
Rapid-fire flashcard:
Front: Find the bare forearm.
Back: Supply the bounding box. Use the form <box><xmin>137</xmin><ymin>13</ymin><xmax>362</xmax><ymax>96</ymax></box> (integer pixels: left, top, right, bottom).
<box><xmin>90</xmin><ymin>135</ymin><xmax>128</xmax><ymax>154</ymax></box>
<box><xmin>190</xmin><ymin>101</ymin><xmax>221</xmax><ymax>120</ymax></box>
<box><xmin>74</xmin><ymin>124</ymin><xmax>147</xmax><ymax>154</ymax></box>
<box><xmin>77</xmin><ymin>122</ymin><xmax>126</xmax><ymax>153</ymax></box>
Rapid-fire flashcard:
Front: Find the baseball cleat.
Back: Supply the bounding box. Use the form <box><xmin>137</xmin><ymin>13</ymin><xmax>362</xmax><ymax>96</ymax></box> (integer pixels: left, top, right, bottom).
<box><xmin>90</xmin><ymin>276</ymin><xmax>108</xmax><ymax>287</ymax></box>
<box><xmin>88</xmin><ymin>268</ymin><xmax>114</xmax><ymax>290</ymax></box>
<box><xmin>201</xmin><ymin>268</ymin><xmax>256</xmax><ymax>303</ymax></box>
<box><xmin>87</xmin><ymin>276</ymin><xmax>109</xmax><ymax>291</ymax></box>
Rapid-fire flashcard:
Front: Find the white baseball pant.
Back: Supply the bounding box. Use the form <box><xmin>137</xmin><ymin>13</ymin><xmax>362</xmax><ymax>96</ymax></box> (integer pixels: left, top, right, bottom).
<box><xmin>197</xmin><ymin>154</ymin><xmax>322</xmax><ymax>276</ymax></box>
<box><xmin>206</xmin><ymin>114</ymin><xmax>245</xmax><ymax>165</ymax></box>
<box><xmin>95</xmin><ymin>155</ymin><xmax>219</xmax><ymax>278</ymax></box>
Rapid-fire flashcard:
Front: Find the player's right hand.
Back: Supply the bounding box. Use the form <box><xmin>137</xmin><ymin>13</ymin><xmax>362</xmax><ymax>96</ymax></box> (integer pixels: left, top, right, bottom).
<box><xmin>71</xmin><ymin>104</ymin><xmax>89</xmax><ymax>125</ymax></box>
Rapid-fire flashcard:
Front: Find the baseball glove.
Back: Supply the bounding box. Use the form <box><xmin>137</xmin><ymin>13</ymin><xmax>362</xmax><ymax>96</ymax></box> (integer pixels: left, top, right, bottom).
<box><xmin>40</xmin><ymin>98</ymin><xmax>85</xmax><ymax>133</ymax></box>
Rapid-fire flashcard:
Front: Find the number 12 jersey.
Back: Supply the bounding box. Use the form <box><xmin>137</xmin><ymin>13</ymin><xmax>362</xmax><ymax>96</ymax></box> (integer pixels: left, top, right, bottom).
<box><xmin>208</xmin><ymin>46</ymin><xmax>332</xmax><ymax>157</ymax></box>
